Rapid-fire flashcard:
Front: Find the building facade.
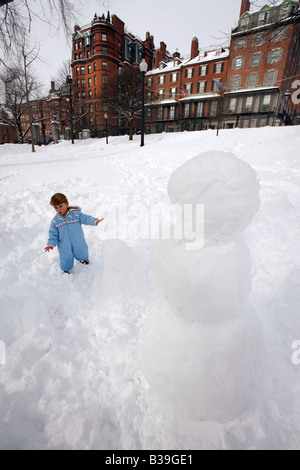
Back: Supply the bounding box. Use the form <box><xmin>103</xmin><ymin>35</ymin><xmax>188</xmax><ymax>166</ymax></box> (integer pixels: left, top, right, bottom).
<box><xmin>223</xmin><ymin>0</ymin><xmax>300</xmax><ymax>129</ymax></box>
<box><xmin>71</xmin><ymin>13</ymin><xmax>155</xmax><ymax>137</ymax></box>
<box><xmin>145</xmin><ymin>39</ymin><xmax>229</xmax><ymax>133</ymax></box>
<box><xmin>145</xmin><ymin>0</ymin><xmax>300</xmax><ymax>133</ymax></box>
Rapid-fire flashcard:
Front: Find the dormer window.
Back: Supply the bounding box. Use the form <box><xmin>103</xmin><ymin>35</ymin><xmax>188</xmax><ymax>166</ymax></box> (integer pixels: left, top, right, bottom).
<box><xmin>199</xmin><ymin>50</ymin><xmax>207</xmax><ymax>60</ymax></box>
<box><xmin>259</xmin><ymin>12</ymin><xmax>268</xmax><ymax>25</ymax></box>
<box><xmin>240</xmin><ymin>16</ymin><xmax>249</xmax><ymax>30</ymax></box>
<box><xmin>215</xmin><ymin>46</ymin><xmax>223</xmax><ymax>56</ymax></box>
<box><xmin>159</xmin><ymin>62</ymin><xmax>166</xmax><ymax>70</ymax></box>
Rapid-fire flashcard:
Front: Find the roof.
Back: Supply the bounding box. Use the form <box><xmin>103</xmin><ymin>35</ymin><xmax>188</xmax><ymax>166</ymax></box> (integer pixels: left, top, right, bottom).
<box><xmin>147</xmin><ymin>48</ymin><xmax>229</xmax><ymax>76</ymax></box>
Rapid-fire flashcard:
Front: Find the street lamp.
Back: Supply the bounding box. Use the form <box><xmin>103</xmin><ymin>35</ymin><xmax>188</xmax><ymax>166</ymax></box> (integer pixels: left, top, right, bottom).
<box><xmin>104</xmin><ymin>112</ymin><xmax>108</xmax><ymax>144</ymax></box>
<box><xmin>139</xmin><ymin>58</ymin><xmax>148</xmax><ymax>147</ymax></box>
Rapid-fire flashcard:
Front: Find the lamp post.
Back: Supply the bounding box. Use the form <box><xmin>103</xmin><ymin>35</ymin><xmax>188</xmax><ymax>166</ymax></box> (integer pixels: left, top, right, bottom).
<box><xmin>139</xmin><ymin>58</ymin><xmax>148</xmax><ymax>147</ymax></box>
<box><xmin>104</xmin><ymin>112</ymin><xmax>108</xmax><ymax>144</ymax></box>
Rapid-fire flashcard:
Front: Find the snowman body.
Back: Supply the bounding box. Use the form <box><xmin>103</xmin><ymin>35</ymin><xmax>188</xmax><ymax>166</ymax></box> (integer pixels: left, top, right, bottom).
<box><xmin>142</xmin><ymin>151</ymin><xmax>264</xmax><ymax>423</ymax></box>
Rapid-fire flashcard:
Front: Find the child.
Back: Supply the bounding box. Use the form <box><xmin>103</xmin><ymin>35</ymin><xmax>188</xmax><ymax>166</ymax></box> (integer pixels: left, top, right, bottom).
<box><xmin>44</xmin><ymin>193</ymin><xmax>104</xmax><ymax>273</ymax></box>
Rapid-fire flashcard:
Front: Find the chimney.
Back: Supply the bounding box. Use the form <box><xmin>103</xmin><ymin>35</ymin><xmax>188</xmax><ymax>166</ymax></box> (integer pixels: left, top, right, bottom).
<box><xmin>239</xmin><ymin>0</ymin><xmax>250</xmax><ymax>18</ymax></box>
<box><xmin>50</xmin><ymin>81</ymin><xmax>55</xmax><ymax>92</ymax></box>
<box><xmin>173</xmin><ymin>51</ymin><xmax>180</xmax><ymax>59</ymax></box>
<box><xmin>190</xmin><ymin>37</ymin><xmax>199</xmax><ymax>59</ymax></box>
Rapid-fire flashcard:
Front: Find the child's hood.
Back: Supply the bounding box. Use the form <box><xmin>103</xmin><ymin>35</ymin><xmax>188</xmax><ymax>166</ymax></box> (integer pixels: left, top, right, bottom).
<box><xmin>68</xmin><ymin>206</ymin><xmax>81</xmax><ymax>212</ymax></box>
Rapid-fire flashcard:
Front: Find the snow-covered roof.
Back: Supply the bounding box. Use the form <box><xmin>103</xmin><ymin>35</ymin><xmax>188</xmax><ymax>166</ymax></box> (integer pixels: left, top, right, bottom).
<box><xmin>179</xmin><ymin>93</ymin><xmax>222</xmax><ymax>102</ymax></box>
<box><xmin>147</xmin><ymin>48</ymin><xmax>229</xmax><ymax>76</ymax></box>
<box><xmin>225</xmin><ymin>86</ymin><xmax>279</xmax><ymax>95</ymax></box>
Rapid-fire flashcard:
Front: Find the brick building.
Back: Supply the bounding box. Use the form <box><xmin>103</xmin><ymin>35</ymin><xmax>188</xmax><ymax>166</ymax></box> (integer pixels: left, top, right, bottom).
<box><xmin>223</xmin><ymin>0</ymin><xmax>300</xmax><ymax>128</ymax></box>
<box><xmin>145</xmin><ymin>0</ymin><xmax>300</xmax><ymax>133</ymax></box>
<box><xmin>0</xmin><ymin>122</ymin><xmax>16</xmax><ymax>144</ymax></box>
<box><xmin>145</xmin><ymin>38</ymin><xmax>229</xmax><ymax>133</ymax></box>
<box><xmin>71</xmin><ymin>12</ymin><xmax>155</xmax><ymax>137</ymax></box>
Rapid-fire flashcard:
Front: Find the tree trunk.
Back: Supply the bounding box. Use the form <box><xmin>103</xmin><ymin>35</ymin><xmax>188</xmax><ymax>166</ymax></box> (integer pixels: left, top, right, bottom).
<box><xmin>129</xmin><ymin>119</ymin><xmax>133</xmax><ymax>140</ymax></box>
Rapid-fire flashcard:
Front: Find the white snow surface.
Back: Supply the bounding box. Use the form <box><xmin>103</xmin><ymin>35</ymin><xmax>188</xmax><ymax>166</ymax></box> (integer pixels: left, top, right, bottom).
<box><xmin>0</xmin><ymin>126</ymin><xmax>300</xmax><ymax>449</ymax></box>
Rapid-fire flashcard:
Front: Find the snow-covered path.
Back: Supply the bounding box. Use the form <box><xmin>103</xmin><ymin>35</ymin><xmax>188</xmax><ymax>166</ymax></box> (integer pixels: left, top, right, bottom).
<box><xmin>0</xmin><ymin>127</ymin><xmax>300</xmax><ymax>449</ymax></box>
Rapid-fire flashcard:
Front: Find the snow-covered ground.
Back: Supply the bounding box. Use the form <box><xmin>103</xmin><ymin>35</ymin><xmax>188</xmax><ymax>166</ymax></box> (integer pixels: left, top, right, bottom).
<box><xmin>0</xmin><ymin>126</ymin><xmax>299</xmax><ymax>450</ymax></box>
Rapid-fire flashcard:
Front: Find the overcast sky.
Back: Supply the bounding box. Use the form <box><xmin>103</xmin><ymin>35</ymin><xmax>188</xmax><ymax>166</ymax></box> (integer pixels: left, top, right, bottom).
<box><xmin>28</xmin><ymin>0</ymin><xmax>257</xmax><ymax>92</ymax></box>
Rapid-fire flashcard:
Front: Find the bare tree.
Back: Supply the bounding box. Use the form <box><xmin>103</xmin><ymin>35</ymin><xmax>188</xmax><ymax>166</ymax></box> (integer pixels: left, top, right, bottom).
<box><xmin>102</xmin><ymin>65</ymin><xmax>146</xmax><ymax>140</ymax></box>
<box><xmin>0</xmin><ymin>0</ymin><xmax>113</xmax><ymax>52</ymax></box>
<box><xmin>0</xmin><ymin>33</ymin><xmax>42</xmax><ymax>149</ymax></box>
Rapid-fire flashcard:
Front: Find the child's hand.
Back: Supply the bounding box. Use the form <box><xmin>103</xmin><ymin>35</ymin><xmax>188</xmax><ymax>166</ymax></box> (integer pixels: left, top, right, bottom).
<box><xmin>44</xmin><ymin>246</ymin><xmax>54</xmax><ymax>252</ymax></box>
<box><xmin>95</xmin><ymin>218</ymin><xmax>104</xmax><ymax>226</ymax></box>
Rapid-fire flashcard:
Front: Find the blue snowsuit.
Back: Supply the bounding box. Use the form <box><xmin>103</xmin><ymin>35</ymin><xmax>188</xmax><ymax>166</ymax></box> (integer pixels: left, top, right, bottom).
<box><xmin>47</xmin><ymin>207</ymin><xmax>98</xmax><ymax>271</ymax></box>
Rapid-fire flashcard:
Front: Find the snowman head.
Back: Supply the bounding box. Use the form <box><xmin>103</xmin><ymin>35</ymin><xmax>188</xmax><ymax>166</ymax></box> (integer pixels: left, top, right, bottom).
<box><xmin>168</xmin><ymin>150</ymin><xmax>261</xmax><ymax>243</ymax></box>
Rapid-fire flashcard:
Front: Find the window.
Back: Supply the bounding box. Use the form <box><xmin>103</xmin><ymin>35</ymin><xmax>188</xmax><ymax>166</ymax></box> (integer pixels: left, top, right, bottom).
<box><xmin>171</xmin><ymin>72</ymin><xmax>178</xmax><ymax>82</ymax></box>
<box><xmin>253</xmin><ymin>33</ymin><xmax>266</xmax><ymax>47</ymax></box>
<box><xmin>214</xmin><ymin>62</ymin><xmax>224</xmax><ymax>73</ymax></box>
<box><xmin>102</xmin><ymin>33</ymin><xmax>107</xmax><ymax>41</ymax></box>
<box><xmin>246</xmin><ymin>72</ymin><xmax>259</xmax><ymax>88</ymax></box>
<box><xmin>88</xmin><ymin>91</ymin><xmax>92</xmax><ymax>100</ymax></box>
<box><xmin>199</xmin><ymin>65</ymin><xmax>208</xmax><ymax>76</ymax></box>
<box><xmin>232</xmin><ymin>56</ymin><xmax>244</xmax><ymax>70</ymax></box>
<box><xmin>240</xmin><ymin>16</ymin><xmax>249</xmax><ymax>30</ymax></box>
<box><xmin>212</xmin><ymin>78</ymin><xmax>221</xmax><ymax>91</ymax></box>
<box><xmin>196</xmin><ymin>101</ymin><xmax>204</xmax><ymax>117</ymax></box>
<box><xmin>147</xmin><ymin>77</ymin><xmax>153</xmax><ymax>86</ymax></box>
<box><xmin>259</xmin><ymin>12</ymin><xmax>268</xmax><ymax>24</ymax></box>
<box><xmin>184</xmin><ymin>103</ymin><xmax>190</xmax><ymax>118</ymax></box>
<box><xmin>261</xmin><ymin>94</ymin><xmax>271</xmax><ymax>111</ymax></box>
<box><xmin>197</xmin><ymin>81</ymin><xmax>207</xmax><ymax>93</ymax></box>
<box><xmin>168</xmin><ymin>106</ymin><xmax>176</xmax><ymax>120</ymax></box>
<box><xmin>230</xmin><ymin>75</ymin><xmax>241</xmax><ymax>90</ymax></box>
<box><xmin>80</xmin><ymin>66</ymin><xmax>85</xmax><ymax>74</ymax></box>
<box><xmin>249</xmin><ymin>53</ymin><xmax>263</xmax><ymax>67</ymax></box>
<box><xmin>209</xmin><ymin>101</ymin><xmax>218</xmax><ymax>116</ymax></box>
<box><xmin>169</xmin><ymin>87</ymin><xmax>177</xmax><ymax>98</ymax></box>
<box><xmin>185</xmin><ymin>68</ymin><xmax>194</xmax><ymax>78</ymax></box>
<box><xmin>158</xmin><ymin>75</ymin><xmax>165</xmax><ymax>85</ymax></box>
<box><xmin>88</xmin><ymin>78</ymin><xmax>92</xmax><ymax>87</ymax></box>
<box><xmin>102</xmin><ymin>75</ymin><xmax>107</xmax><ymax>84</ymax></box>
<box><xmin>81</xmin><ymin>79</ymin><xmax>85</xmax><ymax>87</ymax></box>
<box><xmin>158</xmin><ymin>89</ymin><xmax>164</xmax><ymax>100</ymax></box>
<box><xmin>157</xmin><ymin>107</ymin><xmax>163</xmax><ymax>120</ymax></box>
<box><xmin>102</xmin><ymin>46</ymin><xmax>107</xmax><ymax>55</ymax></box>
<box><xmin>235</xmin><ymin>38</ymin><xmax>247</xmax><ymax>50</ymax></box>
<box><xmin>102</xmin><ymin>61</ymin><xmax>107</xmax><ymax>70</ymax></box>
<box><xmin>264</xmin><ymin>69</ymin><xmax>278</xmax><ymax>86</ymax></box>
<box><xmin>185</xmin><ymin>83</ymin><xmax>193</xmax><ymax>94</ymax></box>
<box><xmin>244</xmin><ymin>96</ymin><xmax>253</xmax><ymax>111</ymax></box>
<box><xmin>94</xmin><ymin>62</ymin><xmax>96</xmax><ymax>71</ymax></box>
<box><xmin>267</xmin><ymin>49</ymin><xmax>283</xmax><ymax>64</ymax></box>
<box><xmin>229</xmin><ymin>98</ymin><xmax>237</xmax><ymax>113</ymax></box>
<box><xmin>76</xmin><ymin>67</ymin><xmax>79</xmax><ymax>75</ymax></box>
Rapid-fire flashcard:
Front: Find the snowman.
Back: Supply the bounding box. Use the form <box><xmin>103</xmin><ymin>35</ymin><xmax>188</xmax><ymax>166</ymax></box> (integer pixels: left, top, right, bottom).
<box><xmin>142</xmin><ymin>150</ymin><xmax>264</xmax><ymax>424</ymax></box>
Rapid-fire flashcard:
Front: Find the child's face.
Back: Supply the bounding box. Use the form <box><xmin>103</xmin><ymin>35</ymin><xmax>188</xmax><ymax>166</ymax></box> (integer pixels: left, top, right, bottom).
<box><xmin>53</xmin><ymin>202</ymin><xmax>68</xmax><ymax>216</ymax></box>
